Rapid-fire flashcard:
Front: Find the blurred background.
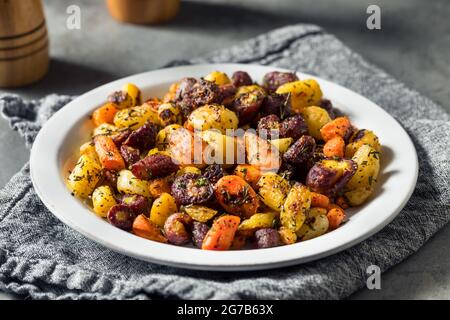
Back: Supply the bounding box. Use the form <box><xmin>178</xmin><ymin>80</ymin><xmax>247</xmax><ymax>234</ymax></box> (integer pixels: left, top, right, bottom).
<box><xmin>1</xmin><ymin>0</ymin><xmax>449</xmax><ymax>104</ymax></box>
<box><xmin>0</xmin><ymin>0</ymin><xmax>449</xmax><ymax>299</ymax></box>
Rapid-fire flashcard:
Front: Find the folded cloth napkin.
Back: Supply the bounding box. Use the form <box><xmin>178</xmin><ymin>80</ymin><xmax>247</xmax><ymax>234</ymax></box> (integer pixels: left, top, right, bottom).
<box><xmin>1</xmin><ymin>24</ymin><xmax>449</xmax><ymax>300</ymax></box>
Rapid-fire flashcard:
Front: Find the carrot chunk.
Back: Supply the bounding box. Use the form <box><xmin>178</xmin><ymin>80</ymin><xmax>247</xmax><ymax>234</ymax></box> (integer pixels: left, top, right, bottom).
<box><xmin>132</xmin><ymin>214</ymin><xmax>168</xmax><ymax>243</ymax></box>
<box><xmin>323</xmin><ymin>136</ymin><xmax>345</xmax><ymax>158</ymax></box>
<box><xmin>233</xmin><ymin>164</ymin><xmax>262</xmax><ymax>190</ymax></box>
<box><xmin>215</xmin><ymin>175</ymin><xmax>259</xmax><ymax>218</ymax></box>
<box><xmin>336</xmin><ymin>196</ymin><xmax>350</xmax><ymax>209</ymax></box>
<box><xmin>327</xmin><ymin>206</ymin><xmax>346</xmax><ymax>230</ymax></box>
<box><xmin>94</xmin><ymin>135</ymin><xmax>125</xmax><ymax>170</ymax></box>
<box><xmin>311</xmin><ymin>192</ymin><xmax>330</xmax><ymax>208</ymax></box>
<box><xmin>320</xmin><ymin>117</ymin><xmax>352</xmax><ymax>142</ymax></box>
<box><xmin>202</xmin><ymin>215</ymin><xmax>241</xmax><ymax>250</ymax></box>
<box><xmin>92</xmin><ymin>103</ymin><xmax>118</xmax><ymax>127</ymax></box>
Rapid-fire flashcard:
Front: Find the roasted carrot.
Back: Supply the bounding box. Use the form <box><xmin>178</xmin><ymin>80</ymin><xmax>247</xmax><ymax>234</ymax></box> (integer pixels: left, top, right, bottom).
<box><xmin>215</xmin><ymin>175</ymin><xmax>259</xmax><ymax>218</ymax></box>
<box><xmin>94</xmin><ymin>135</ymin><xmax>126</xmax><ymax>170</ymax></box>
<box><xmin>320</xmin><ymin>117</ymin><xmax>352</xmax><ymax>142</ymax></box>
<box><xmin>311</xmin><ymin>192</ymin><xmax>330</xmax><ymax>208</ymax></box>
<box><xmin>183</xmin><ymin>120</ymin><xmax>194</xmax><ymax>132</ymax></box>
<box><xmin>326</xmin><ymin>203</ymin><xmax>342</xmax><ymax>211</ymax></box>
<box><xmin>233</xmin><ymin>164</ymin><xmax>262</xmax><ymax>190</ymax></box>
<box><xmin>92</xmin><ymin>103</ymin><xmax>118</xmax><ymax>127</ymax></box>
<box><xmin>230</xmin><ymin>231</ymin><xmax>247</xmax><ymax>250</ymax></box>
<box><xmin>148</xmin><ymin>177</ymin><xmax>172</xmax><ymax>199</ymax></box>
<box><xmin>202</xmin><ymin>215</ymin><xmax>241</xmax><ymax>250</ymax></box>
<box><xmin>336</xmin><ymin>196</ymin><xmax>350</xmax><ymax>209</ymax></box>
<box><xmin>323</xmin><ymin>136</ymin><xmax>345</xmax><ymax>158</ymax></box>
<box><xmin>327</xmin><ymin>206</ymin><xmax>346</xmax><ymax>230</ymax></box>
<box><xmin>132</xmin><ymin>214</ymin><xmax>168</xmax><ymax>243</ymax></box>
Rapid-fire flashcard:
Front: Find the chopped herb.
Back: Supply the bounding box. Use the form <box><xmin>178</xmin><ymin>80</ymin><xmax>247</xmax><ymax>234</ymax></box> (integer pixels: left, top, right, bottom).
<box><xmin>127</xmin><ymin>122</ymin><xmax>139</xmax><ymax>129</ymax></box>
<box><xmin>195</xmin><ymin>177</ymin><xmax>208</xmax><ymax>187</ymax></box>
<box><xmin>280</xmin><ymin>92</ymin><xmax>291</xmax><ymax>120</ymax></box>
<box><xmin>241</xmin><ymin>186</ymin><xmax>250</xmax><ymax>204</ymax></box>
<box><xmin>369</xmin><ymin>150</ymin><xmax>380</xmax><ymax>159</ymax></box>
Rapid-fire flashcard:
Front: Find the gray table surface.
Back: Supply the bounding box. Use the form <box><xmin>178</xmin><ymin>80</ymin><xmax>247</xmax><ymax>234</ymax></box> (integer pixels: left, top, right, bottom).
<box><xmin>1</xmin><ymin>0</ymin><xmax>449</xmax><ymax>300</ymax></box>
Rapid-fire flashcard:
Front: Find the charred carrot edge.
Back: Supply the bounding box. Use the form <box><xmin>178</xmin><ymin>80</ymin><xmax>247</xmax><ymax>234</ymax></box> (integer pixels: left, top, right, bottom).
<box><xmin>320</xmin><ymin>117</ymin><xmax>351</xmax><ymax>142</ymax></box>
<box><xmin>323</xmin><ymin>136</ymin><xmax>345</xmax><ymax>158</ymax></box>
<box><xmin>94</xmin><ymin>135</ymin><xmax>125</xmax><ymax>171</ymax></box>
<box><xmin>230</xmin><ymin>232</ymin><xmax>247</xmax><ymax>250</ymax></box>
<box><xmin>327</xmin><ymin>203</ymin><xmax>341</xmax><ymax>211</ymax></box>
<box><xmin>327</xmin><ymin>206</ymin><xmax>346</xmax><ymax>230</ymax></box>
<box><xmin>132</xmin><ymin>214</ymin><xmax>167</xmax><ymax>243</ymax></box>
<box><xmin>92</xmin><ymin>103</ymin><xmax>118</xmax><ymax>127</ymax></box>
<box><xmin>336</xmin><ymin>196</ymin><xmax>350</xmax><ymax>209</ymax></box>
<box><xmin>311</xmin><ymin>192</ymin><xmax>330</xmax><ymax>208</ymax></box>
<box><xmin>202</xmin><ymin>215</ymin><xmax>241</xmax><ymax>250</ymax></box>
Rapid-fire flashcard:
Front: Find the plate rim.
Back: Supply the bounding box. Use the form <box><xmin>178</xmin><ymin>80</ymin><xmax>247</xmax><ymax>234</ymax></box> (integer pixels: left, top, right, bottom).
<box><xmin>29</xmin><ymin>63</ymin><xmax>419</xmax><ymax>271</ymax></box>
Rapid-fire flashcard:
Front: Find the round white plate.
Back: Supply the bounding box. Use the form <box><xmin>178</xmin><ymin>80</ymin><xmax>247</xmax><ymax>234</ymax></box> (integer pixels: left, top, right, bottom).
<box><xmin>30</xmin><ymin>63</ymin><xmax>418</xmax><ymax>271</ymax></box>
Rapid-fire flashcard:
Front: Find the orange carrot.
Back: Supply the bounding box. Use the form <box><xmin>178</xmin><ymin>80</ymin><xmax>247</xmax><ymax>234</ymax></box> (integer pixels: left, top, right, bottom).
<box><xmin>326</xmin><ymin>203</ymin><xmax>342</xmax><ymax>211</ymax></box>
<box><xmin>94</xmin><ymin>135</ymin><xmax>125</xmax><ymax>170</ymax></box>
<box><xmin>214</xmin><ymin>175</ymin><xmax>259</xmax><ymax>218</ymax></box>
<box><xmin>233</xmin><ymin>164</ymin><xmax>262</xmax><ymax>190</ymax></box>
<box><xmin>202</xmin><ymin>215</ymin><xmax>241</xmax><ymax>250</ymax></box>
<box><xmin>323</xmin><ymin>136</ymin><xmax>345</xmax><ymax>158</ymax></box>
<box><xmin>327</xmin><ymin>207</ymin><xmax>346</xmax><ymax>230</ymax></box>
<box><xmin>148</xmin><ymin>177</ymin><xmax>172</xmax><ymax>199</ymax></box>
<box><xmin>336</xmin><ymin>196</ymin><xmax>350</xmax><ymax>209</ymax></box>
<box><xmin>320</xmin><ymin>117</ymin><xmax>352</xmax><ymax>142</ymax></box>
<box><xmin>132</xmin><ymin>214</ymin><xmax>167</xmax><ymax>243</ymax></box>
<box><xmin>183</xmin><ymin>120</ymin><xmax>194</xmax><ymax>132</ymax></box>
<box><xmin>230</xmin><ymin>231</ymin><xmax>247</xmax><ymax>250</ymax></box>
<box><xmin>311</xmin><ymin>192</ymin><xmax>330</xmax><ymax>208</ymax></box>
<box><xmin>92</xmin><ymin>103</ymin><xmax>118</xmax><ymax>127</ymax></box>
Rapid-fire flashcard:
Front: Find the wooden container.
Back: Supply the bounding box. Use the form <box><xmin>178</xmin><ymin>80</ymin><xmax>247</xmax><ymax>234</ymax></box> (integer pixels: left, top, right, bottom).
<box><xmin>0</xmin><ymin>0</ymin><xmax>49</xmax><ymax>88</ymax></box>
<box><xmin>106</xmin><ymin>0</ymin><xmax>180</xmax><ymax>25</ymax></box>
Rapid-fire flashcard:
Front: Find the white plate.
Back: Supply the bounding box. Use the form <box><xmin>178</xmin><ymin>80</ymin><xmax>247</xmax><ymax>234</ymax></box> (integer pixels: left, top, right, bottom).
<box><xmin>30</xmin><ymin>64</ymin><xmax>418</xmax><ymax>271</ymax></box>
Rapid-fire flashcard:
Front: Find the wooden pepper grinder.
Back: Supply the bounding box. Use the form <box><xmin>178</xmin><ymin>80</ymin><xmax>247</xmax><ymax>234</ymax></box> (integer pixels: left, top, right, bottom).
<box><xmin>0</xmin><ymin>0</ymin><xmax>49</xmax><ymax>88</ymax></box>
<box><xmin>106</xmin><ymin>0</ymin><xmax>180</xmax><ymax>25</ymax></box>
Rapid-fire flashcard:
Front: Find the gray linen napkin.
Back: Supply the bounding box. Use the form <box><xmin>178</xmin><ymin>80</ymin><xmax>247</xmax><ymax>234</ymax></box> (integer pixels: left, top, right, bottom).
<box><xmin>1</xmin><ymin>24</ymin><xmax>449</xmax><ymax>300</ymax></box>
